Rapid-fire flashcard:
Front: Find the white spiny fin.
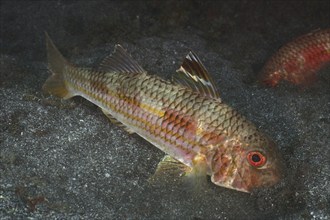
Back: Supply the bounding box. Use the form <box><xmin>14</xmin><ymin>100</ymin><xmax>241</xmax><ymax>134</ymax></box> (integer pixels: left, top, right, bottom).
<box><xmin>98</xmin><ymin>44</ymin><xmax>146</xmax><ymax>74</ymax></box>
<box><xmin>173</xmin><ymin>51</ymin><xmax>221</xmax><ymax>100</ymax></box>
<box><xmin>101</xmin><ymin>108</ymin><xmax>135</xmax><ymax>134</ymax></box>
<box><xmin>148</xmin><ymin>155</ymin><xmax>191</xmax><ymax>184</ymax></box>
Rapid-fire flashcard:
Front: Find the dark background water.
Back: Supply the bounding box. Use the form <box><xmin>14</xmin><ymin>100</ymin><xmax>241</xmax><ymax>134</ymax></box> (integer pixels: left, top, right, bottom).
<box><xmin>1</xmin><ymin>0</ymin><xmax>329</xmax><ymax>219</ymax></box>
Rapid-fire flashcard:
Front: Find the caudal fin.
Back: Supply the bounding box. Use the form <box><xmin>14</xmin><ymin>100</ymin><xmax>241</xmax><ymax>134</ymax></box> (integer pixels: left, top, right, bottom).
<box><xmin>43</xmin><ymin>32</ymin><xmax>74</xmax><ymax>99</ymax></box>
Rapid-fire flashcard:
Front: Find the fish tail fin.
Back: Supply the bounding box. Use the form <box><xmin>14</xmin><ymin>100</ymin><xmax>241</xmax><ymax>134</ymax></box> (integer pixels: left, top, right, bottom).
<box><xmin>43</xmin><ymin>32</ymin><xmax>74</xmax><ymax>99</ymax></box>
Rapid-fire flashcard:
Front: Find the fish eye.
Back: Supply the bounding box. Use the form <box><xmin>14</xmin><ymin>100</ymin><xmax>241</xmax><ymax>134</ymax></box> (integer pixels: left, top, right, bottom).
<box><xmin>247</xmin><ymin>151</ymin><xmax>266</xmax><ymax>167</ymax></box>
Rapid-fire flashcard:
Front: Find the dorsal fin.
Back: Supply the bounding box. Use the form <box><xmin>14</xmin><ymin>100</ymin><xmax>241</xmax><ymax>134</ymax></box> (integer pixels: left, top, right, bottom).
<box><xmin>98</xmin><ymin>44</ymin><xmax>146</xmax><ymax>74</ymax></box>
<box><xmin>173</xmin><ymin>51</ymin><xmax>221</xmax><ymax>100</ymax></box>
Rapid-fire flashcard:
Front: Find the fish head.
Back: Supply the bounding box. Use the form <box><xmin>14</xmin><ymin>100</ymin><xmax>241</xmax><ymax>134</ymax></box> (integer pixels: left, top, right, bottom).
<box><xmin>209</xmin><ymin>137</ymin><xmax>285</xmax><ymax>193</ymax></box>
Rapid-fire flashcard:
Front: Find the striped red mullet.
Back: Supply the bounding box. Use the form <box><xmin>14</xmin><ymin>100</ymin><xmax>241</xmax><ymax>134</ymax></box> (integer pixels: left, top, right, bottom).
<box><xmin>43</xmin><ymin>33</ymin><xmax>284</xmax><ymax>193</ymax></box>
<box><xmin>260</xmin><ymin>29</ymin><xmax>330</xmax><ymax>86</ymax></box>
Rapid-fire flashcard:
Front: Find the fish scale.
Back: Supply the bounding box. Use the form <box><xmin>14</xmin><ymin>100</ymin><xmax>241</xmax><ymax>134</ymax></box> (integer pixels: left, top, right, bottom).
<box><xmin>43</xmin><ymin>33</ymin><xmax>284</xmax><ymax>193</ymax></box>
<box><xmin>260</xmin><ymin>28</ymin><xmax>330</xmax><ymax>86</ymax></box>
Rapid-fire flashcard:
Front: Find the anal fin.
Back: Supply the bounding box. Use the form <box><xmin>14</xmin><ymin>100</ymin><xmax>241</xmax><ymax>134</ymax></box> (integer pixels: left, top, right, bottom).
<box><xmin>101</xmin><ymin>108</ymin><xmax>135</xmax><ymax>134</ymax></box>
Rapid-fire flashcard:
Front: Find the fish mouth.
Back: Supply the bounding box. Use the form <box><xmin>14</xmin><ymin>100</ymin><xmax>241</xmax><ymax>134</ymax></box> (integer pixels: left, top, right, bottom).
<box><xmin>237</xmin><ymin>166</ymin><xmax>284</xmax><ymax>193</ymax></box>
<box><xmin>210</xmin><ymin>159</ymin><xmax>285</xmax><ymax>193</ymax></box>
<box><xmin>258</xmin><ymin>169</ymin><xmax>283</xmax><ymax>189</ymax></box>
<box><xmin>228</xmin><ymin>156</ymin><xmax>285</xmax><ymax>193</ymax></box>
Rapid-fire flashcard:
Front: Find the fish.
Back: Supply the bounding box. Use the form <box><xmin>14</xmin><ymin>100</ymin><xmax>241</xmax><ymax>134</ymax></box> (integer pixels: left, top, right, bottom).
<box><xmin>259</xmin><ymin>28</ymin><xmax>330</xmax><ymax>87</ymax></box>
<box><xmin>43</xmin><ymin>32</ymin><xmax>284</xmax><ymax>193</ymax></box>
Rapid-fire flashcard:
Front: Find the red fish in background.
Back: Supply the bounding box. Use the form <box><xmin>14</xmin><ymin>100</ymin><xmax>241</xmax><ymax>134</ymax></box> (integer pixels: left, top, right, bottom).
<box><xmin>260</xmin><ymin>29</ymin><xmax>330</xmax><ymax>87</ymax></box>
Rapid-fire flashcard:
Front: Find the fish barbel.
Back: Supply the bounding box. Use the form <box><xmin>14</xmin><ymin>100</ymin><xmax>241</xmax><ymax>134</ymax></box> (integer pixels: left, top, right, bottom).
<box><xmin>260</xmin><ymin>28</ymin><xmax>330</xmax><ymax>87</ymax></box>
<box><xmin>43</xmin><ymin>33</ymin><xmax>284</xmax><ymax>193</ymax></box>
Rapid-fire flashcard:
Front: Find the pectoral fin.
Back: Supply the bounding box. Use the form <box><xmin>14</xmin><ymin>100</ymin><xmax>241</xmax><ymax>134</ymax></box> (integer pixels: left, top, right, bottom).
<box><xmin>185</xmin><ymin>154</ymin><xmax>209</xmax><ymax>190</ymax></box>
<box><xmin>149</xmin><ymin>155</ymin><xmax>191</xmax><ymax>182</ymax></box>
<box><xmin>148</xmin><ymin>155</ymin><xmax>191</xmax><ymax>184</ymax></box>
<box><xmin>149</xmin><ymin>155</ymin><xmax>208</xmax><ymax>189</ymax></box>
